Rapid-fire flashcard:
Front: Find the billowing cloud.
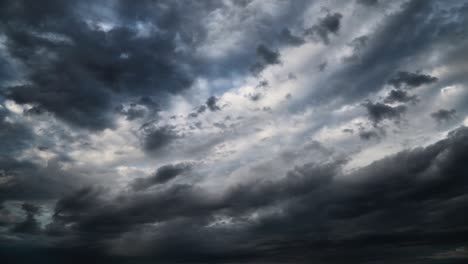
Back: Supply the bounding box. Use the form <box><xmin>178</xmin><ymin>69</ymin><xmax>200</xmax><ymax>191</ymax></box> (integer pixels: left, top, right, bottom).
<box><xmin>6</xmin><ymin>126</ymin><xmax>466</xmax><ymax>263</ymax></box>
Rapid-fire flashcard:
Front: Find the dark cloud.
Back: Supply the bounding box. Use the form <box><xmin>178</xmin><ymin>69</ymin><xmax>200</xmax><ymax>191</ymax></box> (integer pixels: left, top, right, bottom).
<box><xmin>384</xmin><ymin>89</ymin><xmax>419</xmax><ymax>104</ymax></box>
<box><xmin>342</xmin><ymin>35</ymin><xmax>369</xmax><ymax>63</ymax></box>
<box><xmin>431</xmin><ymin>109</ymin><xmax>457</xmax><ymax>123</ymax></box>
<box><xmin>430</xmin><ymin>246</ymin><xmax>468</xmax><ymax>260</ymax></box>
<box><xmin>256</xmin><ymin>80</ymin><xmax>269</xmax><ymax>88</ymax></box>
<box><xmin>1</xmin><ymin>1</ymin><xmax>468</xmax><ymax>263</ymax></box>
<box><xmin>247</xmin><ymin>93</ymin><xmax>262</xmax><ymax>102</ymax></box>
<box><xmin>0</xmin><ymin>108</ymin><xmax>34</xmax><ymax>155</ymax></box>
<box><xmin>116</xmin><ymin>104</ymin><xmax>147</xmax><ymax>121</ymax></box>
<box><xmin>23</xmin><ymin>105</ymin><xmax>47</xmax><ymax>116</ymax></box>
<box><xmin>356</xmin><ymin>0</ymin><xmax>379</xmax><ymax>6</ymax></box>
<box><xmin>10</xmin><ymin>126</ymin><xmax>467</xmax><ymax>263</ymax></box>
<box><xmin>256</xmin><ymin>44</ymin><xmax>281</xmax><ymax>64</ymax></box>
<box><xmin>279</xmin><ymin>28</ymin><xmax>305</xmax><ymax>46</ymax></box>
<box><xmin>388</xmin><ymin>71</ymin><xmax>438</xmax><ymax>89</ymax></box>
<box><xmin>206</xmin><ymin>96</ymin><xmax>221</xmax><ymax>112</ymax></box>
<box><xmin>0</xmin><ymin>156</ymin><xmax>89</xmax><ymax>206</ymax></box>
<box><xmin>142</xmin><ymin>125</ymin><xmax>179</xmax><ymax>153</ymax></box>
<box><xmin>132</xmin><ymin>162</ymin><xmax>193</xmax><ymax>190</ymax></box>
<box><xmin>11</xmin><ymin>203</ymin><xmax>41</xmax><ymax>234</ymax></box>
<box><xmin>305</xmin><ymin>12</ymin><xmax>343</xmax><ymax>44</ymax></box>
<box><xmin>363</xmin><ymin>101</ymin><xmax>406</xmax><ymax>125</ymax></box>
<box><xmin>0</xmin><ymin>0</ymin><xmax>204</xmax><ymax>130</ymax></box>
<box><xmin>304</xmin><ymin>0</ymin><xmax>465</xmax><ymax>106</ymax></box>
<box><xmin>318</xmin><ymin>61</ymin><xmax>328</xmax><ymax>71</ymax></box>
<box><xmin>188</xmin><ymin>105</ymin><xmax>207</xmax><ymax>118</ymax></box>
<box><xmin>138</xmin><ymin>96</ymin><xmax>160</xmax><ymax>110</ymax></box>
<box><xmin>251</xmin><ymin>44</ymin><xmax>281</xmax><ymax>74</ymax></box>
<box><xmin>359</xmin><ymin>130</ymin><xmax>381</xmax><ymax>141</ymax></box>
<box><xmin>115</xmin><ymin>97</ymin><xmax>159</xmax><ymax>121</ymax></box>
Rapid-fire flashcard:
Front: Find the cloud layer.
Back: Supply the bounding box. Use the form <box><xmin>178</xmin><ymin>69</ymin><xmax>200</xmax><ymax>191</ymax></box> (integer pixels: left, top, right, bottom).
<box><xmin>1</xmin><ymin>0</ymin><xmax>468</xmax><ymax>263</ymax></box>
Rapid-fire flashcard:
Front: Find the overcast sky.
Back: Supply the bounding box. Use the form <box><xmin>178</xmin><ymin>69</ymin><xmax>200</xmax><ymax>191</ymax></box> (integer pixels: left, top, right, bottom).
<box><xmin>1</xmin><ymin>0</ymin><xmax>468</xmax><ymax>263</ymax></box>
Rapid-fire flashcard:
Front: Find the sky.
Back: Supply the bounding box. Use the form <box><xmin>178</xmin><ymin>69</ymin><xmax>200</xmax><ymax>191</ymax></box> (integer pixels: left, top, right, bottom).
<box><xmin>1</xmin><ymin>0</ymin><xmax>468</xmax><ymax>263</ymax></box>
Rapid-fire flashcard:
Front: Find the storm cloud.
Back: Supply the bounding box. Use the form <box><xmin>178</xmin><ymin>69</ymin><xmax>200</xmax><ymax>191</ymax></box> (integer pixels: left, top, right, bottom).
<box><xmin>1</xmin><ymin>1</ymin><xmax>468</xmax><ymax>263</ymax></box>
<box><xmin>10</xmin><ymin>126</ymin><xmax>468</xmax><ymax>263</ymax></box>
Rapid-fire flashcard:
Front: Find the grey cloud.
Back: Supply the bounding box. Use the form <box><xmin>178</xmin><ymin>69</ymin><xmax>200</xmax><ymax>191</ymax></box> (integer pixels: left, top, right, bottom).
<box><xmin>305</xmin><ymin>12</ymin><xmax>343</xmax><ymax>44</ymax></box>
<box><xmin>363</xmin><ymin>101</ymin><xmax>406</xmax><ymax>125</ymax></box>
<box><xmin>142</xmin><ymin>125</ymin><xmax>179</xmax><ymax>153</ymax></box>
<box><xmin>342</xmin><ymin>35</ymin><xmax>369</xmax><ymax>63</ymax></box>
<box><xmin>306</xmin><ymin>1</ymin><xmax>464</xmax><ymax>106</ymax></box>
<box><xmin>359</xmin><ymin>130</ymin><xmax>381</xmax><ymax>141</ymax></box>
<box><xmin>431</xmin><ymin>108</ymin><xmax>457</xmax><ymax>123</ymax></box>
<box><xmin>251</xmin><ymin>44</ymin><xmax>281</xmax><ymax>74</ymax></box>
<box><xmin>279</xmin><ymin>28</ymin><xmax>305</xmax><ymax>46</ymax></box>
<box><xmin>23</xmin><ymin>105</ymin><xmax>47</xmax><ymax>116</ymax></box>
<box><xmin>388</xmin><ymin>71</ymin><xmax>438</xmax><ymax>89</ymax></box>
<box><xmin>247</xmin><ymin>93</ymin><xmax>262</xmax><ymax>102</ymax></box>
<box><xmin>0</xmin><ymin>157</ymin><xmax>88</xmax><ymax>205</ymax></box>
<box><xmin>132</xmin><ymin>162</ymin><xmax>193</xmax><ymax>191</ymax></box>
<box><xmin>256</xmin><ymin>46</ymin><xmax>280</xmax><ymax>64</ymax></box>
<box><xmin>256</xmin><ymin>80</ymin><xmax>269</xmax><ymax>88</ymax></box>
<box><xmin>11</xmin><ymin>203</ymin><xmax>41</xmax><ymax>234</ymax></box>
<box><xmin>0</xmin><ymin>0</ymin><xmax>205</xmax><ymax>130</ymax></box>
<box><xmin>206</xmin><ymin>96</ymin><xmax>221</xmax><ymax>112</ymax></box>
<box><xmin>138</xmin><ymin>96</ymin><xmax>159</xmax><ymax>110</ymax></box>
<box><xmin>384</xmin><ymin>89</ymin><xmax>419</xmax><ymax>104</ymax></box>
<box><xmin>356</xmin><ymin>0</ymin><xmax>379</xmax><ymax>6</ymax></box>
<box><xmin>318</xmin><ymin>61</ymin><xmax>328</xmax><ymax>71</ymax></box>
<box><xmin>2</xmin><ymin>1</ymin><xmax>468</xmax><ymax>263</ymax></box>
<box><xmin>116</xmin><ymin>97</ymin><xmax>159</xmax><ymax>121</ymax></box>
<box><xmin>0</xmin><ymin>108</ymin><xmax>34</xmax><ymax>155</ymax></box>
<box><xmin>19</xmin><ymin>126</ymin><xmax>468</xmax><ymax>263</ymax></box>
<box><xmin>116</xmin><ymin>104</ymin><xmax>147</xmax><ymax>121</ymax></box>
<box><xmin>188</xmin><ymin>105</ymin><xmax>207</xmax><ymax>118</ymax></box>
